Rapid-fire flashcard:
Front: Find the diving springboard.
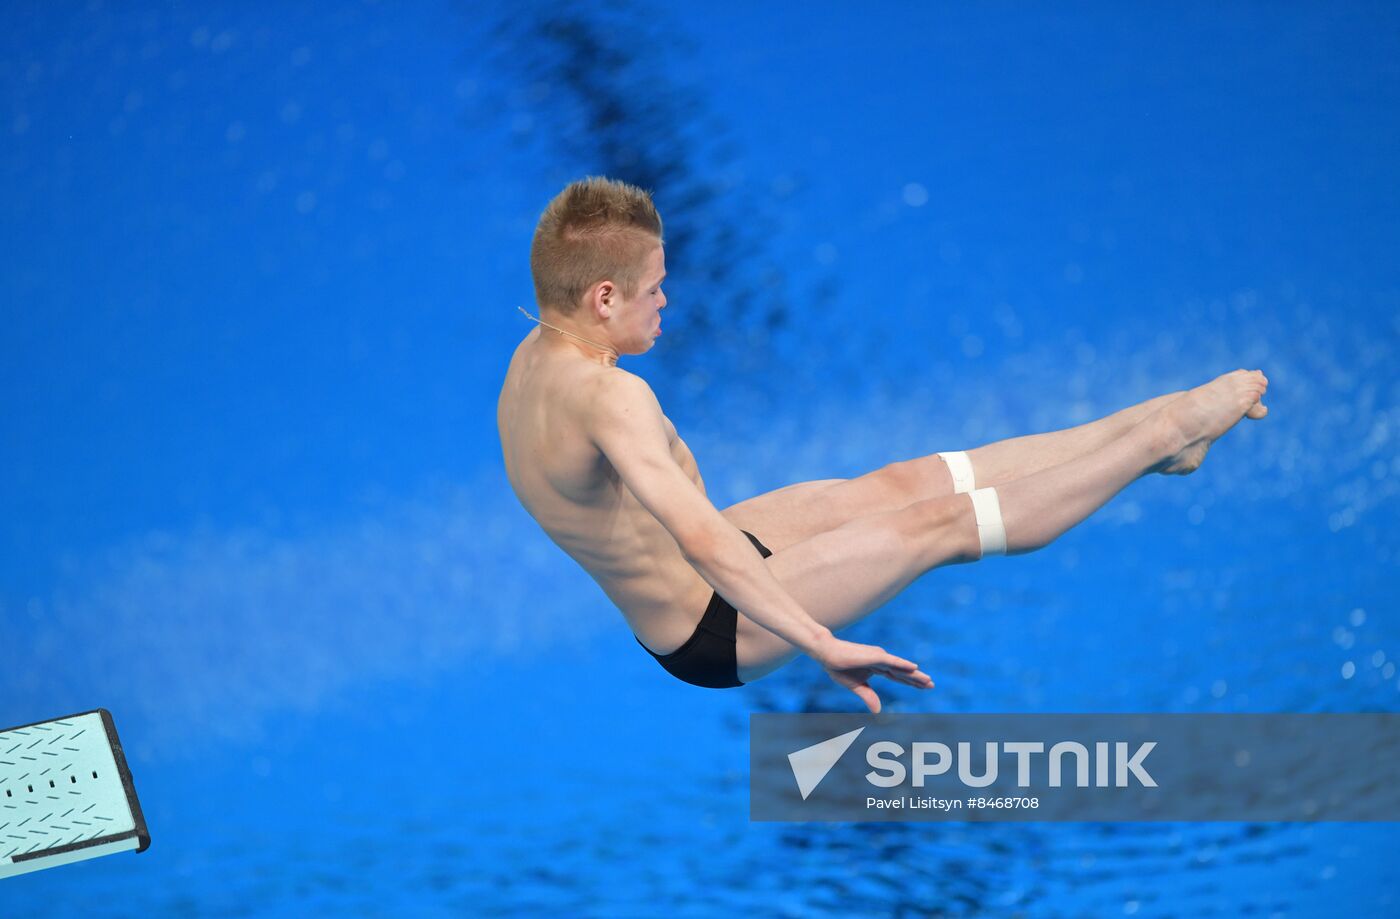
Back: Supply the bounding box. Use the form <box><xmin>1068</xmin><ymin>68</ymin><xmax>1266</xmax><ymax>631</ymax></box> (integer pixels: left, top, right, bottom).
<box><xmin>0</xmin><ymin>709</ymin><xmax>149</xmax><ymax>880</ymax></box>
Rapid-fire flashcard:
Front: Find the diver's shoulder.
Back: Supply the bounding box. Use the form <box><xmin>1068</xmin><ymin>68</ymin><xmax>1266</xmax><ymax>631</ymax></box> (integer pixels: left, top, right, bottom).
<box><xmin>586</xmin><ymin>366</ymin><xmax>658</xmax><ymax>403</ymax></box>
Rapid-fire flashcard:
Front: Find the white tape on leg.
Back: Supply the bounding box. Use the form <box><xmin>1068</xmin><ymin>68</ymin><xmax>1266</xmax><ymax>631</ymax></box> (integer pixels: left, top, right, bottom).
<box><xmin>968</xmin><ymin>486</ymin><xmax>1007</xmax><ymax>557</ymax></box>
<box><xmin>937</xmin><ymin>450</ymin><xmax>976</xmax><ymax>495</ymax></box>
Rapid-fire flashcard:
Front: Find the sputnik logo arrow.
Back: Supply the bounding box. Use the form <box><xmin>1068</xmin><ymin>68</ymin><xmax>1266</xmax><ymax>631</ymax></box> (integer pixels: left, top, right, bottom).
<box><xmin>788</xmin><ymin>727</ymin><xmax>866</xmax><ymax>800</ymax></box>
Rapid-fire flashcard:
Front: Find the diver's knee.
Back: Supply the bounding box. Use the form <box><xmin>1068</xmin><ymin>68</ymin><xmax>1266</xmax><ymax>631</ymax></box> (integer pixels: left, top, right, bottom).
<box><xmin>875</xmin><ymin>459</ymin><xmax>932</xmax><ymax>505</ymax></box>
<box><xmin>968</xmin><ymin>486</ymin><xmax>1007</xmax><ymax>559</ymax></box>
<box><xmin>906</xmin><ymin>494</ymin><xmax>980</xmax><ymax>568</ymax></box>
<box><xmin>936</xmin><ymin>450</ymin><xmax>977</xmax><ymax>495</ymax></box>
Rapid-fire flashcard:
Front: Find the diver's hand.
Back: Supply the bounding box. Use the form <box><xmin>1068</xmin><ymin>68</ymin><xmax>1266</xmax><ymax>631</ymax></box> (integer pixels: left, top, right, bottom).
<box><xmin>810</xmin><ymin>634</ymin><xmax>934</xmax><ymax>714</ymax></box>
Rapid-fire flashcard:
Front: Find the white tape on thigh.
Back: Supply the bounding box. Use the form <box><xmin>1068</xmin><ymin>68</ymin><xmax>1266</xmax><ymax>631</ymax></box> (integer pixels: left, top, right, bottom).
<box><xmin>968</xmin><ymin>486</ymin><xmax>1007</xmax><ymax>557</ymax></box>
<box><xmin>937</xmin><ymin>450</ymin><xmax>976</xmax><ymax>495</ymax></box>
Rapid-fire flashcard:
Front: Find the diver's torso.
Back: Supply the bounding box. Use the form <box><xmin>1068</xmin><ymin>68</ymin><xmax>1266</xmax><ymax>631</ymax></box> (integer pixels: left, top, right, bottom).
<box><xmin>496</xmin><ymin>328</ymin><xmax>713</xmax><ymax>653</ymax></box>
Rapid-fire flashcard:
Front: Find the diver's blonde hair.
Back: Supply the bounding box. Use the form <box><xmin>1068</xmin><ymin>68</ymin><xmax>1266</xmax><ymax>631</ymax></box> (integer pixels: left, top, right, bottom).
<box><xmin>530</xmin><ymin>176</ymin><xmax>664</xmax><ymax>315</ymax></box>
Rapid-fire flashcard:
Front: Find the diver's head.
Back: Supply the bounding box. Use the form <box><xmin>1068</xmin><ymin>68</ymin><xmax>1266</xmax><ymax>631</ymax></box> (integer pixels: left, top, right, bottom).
<box><xmin>530</xmin><ymin>176</ymin><xmax>667</xmax><ymax>360</ymax></box>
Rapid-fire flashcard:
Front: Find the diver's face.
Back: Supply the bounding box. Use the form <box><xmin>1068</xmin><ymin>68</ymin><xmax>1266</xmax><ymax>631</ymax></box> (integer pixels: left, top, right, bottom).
<box><xmin>613</xmin><ymin>244</ymin><xmax>667</xmax><ymax>353</ymax></box>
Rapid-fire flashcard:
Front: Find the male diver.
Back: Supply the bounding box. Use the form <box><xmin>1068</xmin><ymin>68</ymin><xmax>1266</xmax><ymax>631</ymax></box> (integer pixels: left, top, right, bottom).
<box><xmin>497</xmin><ymin>177</ymin><xmax>1269</xmax><ymax>713</ymax></box>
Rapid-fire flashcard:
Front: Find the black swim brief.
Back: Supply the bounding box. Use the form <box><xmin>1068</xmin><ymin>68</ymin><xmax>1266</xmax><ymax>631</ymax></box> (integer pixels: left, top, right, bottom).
<box><xmin>634</xmin><ymin>529</ymin><xmax>773</xmax><ymax>689</ymax></box>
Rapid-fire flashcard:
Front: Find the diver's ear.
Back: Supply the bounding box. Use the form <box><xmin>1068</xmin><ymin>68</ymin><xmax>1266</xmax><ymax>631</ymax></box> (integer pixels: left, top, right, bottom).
<box><xmin>591</xmin><ymin>280</ymin><xmax>615</xmax><ymax>319</ymax></box>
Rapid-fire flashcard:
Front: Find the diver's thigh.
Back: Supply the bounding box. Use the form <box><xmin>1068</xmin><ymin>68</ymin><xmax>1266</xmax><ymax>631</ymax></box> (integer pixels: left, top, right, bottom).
<box><xmin>720</xmin><ymin>461</ymin><xmax>931</xmax><ymax>553</ymax></box>
<box><xmin>734</xmin><ymin>494</ymin><xmax>977</xmax><ymax>681</ymax></box>
<box><xmin>719</xmin><ymin>478</ymin><xmax>847</xmax><ymax>551</ymax></box>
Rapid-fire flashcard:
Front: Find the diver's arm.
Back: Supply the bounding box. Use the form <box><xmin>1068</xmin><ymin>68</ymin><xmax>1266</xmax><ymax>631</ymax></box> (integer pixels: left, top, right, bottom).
<box><xmin>584</xmin><ymin>371</ymin><xmax>831</xmax><ymax>656</ymax></box>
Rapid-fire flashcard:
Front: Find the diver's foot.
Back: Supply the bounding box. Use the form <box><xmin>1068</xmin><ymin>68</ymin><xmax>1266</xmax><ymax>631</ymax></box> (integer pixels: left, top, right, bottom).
<box><xmin>1155</xmin><ymin>369</ymin><xmax>1269</xmax><ymax>476</ymax></box>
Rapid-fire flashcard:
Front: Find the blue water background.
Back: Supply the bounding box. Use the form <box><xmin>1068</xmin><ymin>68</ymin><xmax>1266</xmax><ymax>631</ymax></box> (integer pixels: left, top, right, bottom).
<box><xmin>2</xmin><ymin>2</ymin><xmax>1398</xmax><ymax>916</ymax></box>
